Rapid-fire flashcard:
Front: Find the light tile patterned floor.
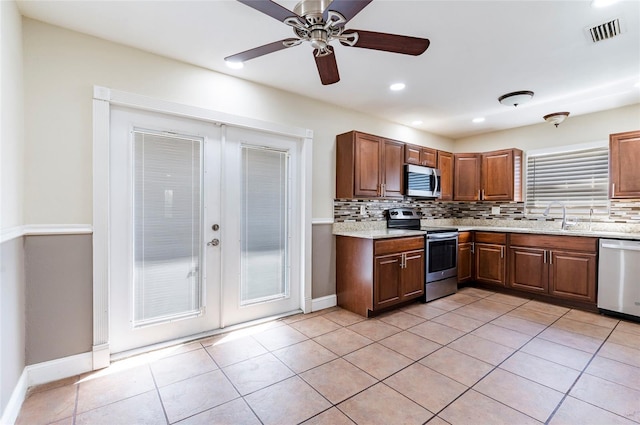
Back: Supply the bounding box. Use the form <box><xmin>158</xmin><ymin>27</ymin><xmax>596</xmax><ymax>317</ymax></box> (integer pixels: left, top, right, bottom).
<box><xmin>17</xmin><ymin>288</ymin><xmax>640</xmax><ymax>425</ymax></box>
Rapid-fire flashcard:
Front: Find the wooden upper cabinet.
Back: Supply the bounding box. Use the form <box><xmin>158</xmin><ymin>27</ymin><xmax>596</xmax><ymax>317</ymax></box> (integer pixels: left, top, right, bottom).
<box><xmin>610</xmin><ymin>130</ymin><xmax>640</xmax><ymax>198</ymax></box>
<box><xmin>438</xmin><ymin>151</ymin><xmax>454</xmax><ymax>201</ymax></box>
<box><xmin>382</xmin><ymin>138</ymin><xmax>405</xmax><ymax>198</ymax></box>
<box><xmin>453</xmin><ymin>153</ymin><xmax>482</xmax><ymax>200</ymax></box>
<box><xmin>336</xmin><ymin>131</ymin><xmax>404</xmax><ymax>199</ymax></box>
<box><xmin>405</xmin><ymin>144</ymin><xmax>437</xmax><ymax>167</ymax></box>
<box><xmin>454</xmin><ymin>148</ymin><xmax>522</xmax><ymax>201</ymax></box>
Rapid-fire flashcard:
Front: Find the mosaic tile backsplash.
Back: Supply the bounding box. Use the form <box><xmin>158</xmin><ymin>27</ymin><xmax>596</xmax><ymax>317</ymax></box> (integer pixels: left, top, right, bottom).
<box><xmin>334</xmin><ymin>198</ymin><xmax>640</xmax><ymax>224</ymax></box>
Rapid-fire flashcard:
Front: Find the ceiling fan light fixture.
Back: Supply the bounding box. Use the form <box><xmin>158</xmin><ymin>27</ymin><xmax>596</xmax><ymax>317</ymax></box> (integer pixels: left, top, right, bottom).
<box><xmin>543</xmin><ymin>112</ymin><xmax>570</xmax><ymax>127</ymax></box>
<box><xmin>225</xmin><ymin>60</ymin><xmax>244</xmax><ymax>70</ymax></box>
<box><xmin>390</xmin><ymin>83</ymin><xmax>406</xmax><ymax>91</ymax></box>
<box><xmin>498</xmin><ymin>90</ymin><xmax>534</xmax><ymax>107</ymax></box>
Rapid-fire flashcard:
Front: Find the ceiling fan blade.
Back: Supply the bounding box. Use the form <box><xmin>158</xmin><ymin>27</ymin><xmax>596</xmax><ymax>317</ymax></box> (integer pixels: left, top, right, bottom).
<box><xmin>314</xmin><ymin>47</ymin><xmax>340</xmax><ymax>85</ymax></box>
<box><xmin>236</xmin><ymin>0</ymin><xmax>300</xmax><ymax>23</ymax></box>
<box><xmin>225</xmin><ymin>38</ymin><xmax>300</xmax><ymax>63</ymax></box>
<box><xmin>342</xmin><ymin>30</ymin><xmax>430</xmax><ymax>56</ymax></box>
<box><xmin>323</xmin><ymin>0</ymin><xmax>372</xmax><ymax>24</ymax></box>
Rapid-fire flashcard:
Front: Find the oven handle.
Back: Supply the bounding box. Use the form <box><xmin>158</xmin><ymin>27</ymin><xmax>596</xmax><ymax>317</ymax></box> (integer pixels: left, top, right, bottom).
<box><xmin>427</xmin><ymin>232</ymin><xmax>459</xmax><ymax>240</ymax></box>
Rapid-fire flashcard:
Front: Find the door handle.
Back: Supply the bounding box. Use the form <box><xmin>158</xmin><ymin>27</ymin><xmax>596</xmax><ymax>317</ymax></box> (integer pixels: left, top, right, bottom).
<box><xmin>207</xmin><ymin>238</ymin><xmax>220</xmax><ymax>246</ymax></box>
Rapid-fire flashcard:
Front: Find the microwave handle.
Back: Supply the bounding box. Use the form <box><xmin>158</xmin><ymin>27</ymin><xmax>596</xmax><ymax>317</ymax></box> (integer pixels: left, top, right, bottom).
<box><xmin>432</xmin><ymin>168</ymin><xmax>440</xmax><ymax>197</ymax></box>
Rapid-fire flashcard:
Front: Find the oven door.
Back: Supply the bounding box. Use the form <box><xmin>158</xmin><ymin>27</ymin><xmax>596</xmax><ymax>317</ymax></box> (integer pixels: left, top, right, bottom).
<box><xmin>426</xmin><ymin>233</ymin><xmax>458</xmax><ymax>282</ymax></box>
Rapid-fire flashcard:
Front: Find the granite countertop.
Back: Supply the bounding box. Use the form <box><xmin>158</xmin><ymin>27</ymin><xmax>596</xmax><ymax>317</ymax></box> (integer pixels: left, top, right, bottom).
<box><xmin>333</xmin><ymin>229</ymin><xmax>427</xmax><ymax>239</ymax></box>
<box><xmin>456</xmin><ymin>226</ymin><xmax>640</xmax><ymax>240</ymax></box>
<box><xmin>333</xmin><ymin>222</ymin><xmax>640</xmax><ymax>241</ymax></box>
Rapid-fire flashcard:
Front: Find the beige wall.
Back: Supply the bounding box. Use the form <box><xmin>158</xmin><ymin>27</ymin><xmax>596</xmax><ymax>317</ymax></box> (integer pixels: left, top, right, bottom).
<box><xmin>454</xmin><ymin>103</ymin><xmax>640</xmax><ymax>152</ymax></box>
<box><xmin>22</xmin><ymin>18</ymin><xmax>454</xmax><ymax>224</ymax></box>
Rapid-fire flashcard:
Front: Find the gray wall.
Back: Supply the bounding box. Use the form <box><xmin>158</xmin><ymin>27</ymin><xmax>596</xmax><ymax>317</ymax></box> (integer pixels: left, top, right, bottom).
<box><xmin>0</xmin><ymin>237</ymin><xmax>25</xmax><ymax>413</ymax></box>
<box><xmin>25</xmin><ymin>235</ymin><xmax>93</xmax><ymax>365</ymax></box>
<box><xmin>311</xmin><ymin>223</ymin><xmax>335</xmax><ymax>299</ymax></box>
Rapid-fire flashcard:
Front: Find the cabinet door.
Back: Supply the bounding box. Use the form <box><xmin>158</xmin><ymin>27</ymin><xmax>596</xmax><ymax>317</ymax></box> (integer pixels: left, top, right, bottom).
<box><xmin>374</xmin><ymin>254</ymin><xmax>402</xmax><ymax>308</ymax></box>
<box><xmin>402</xmin><ymin>250</ymin><xmax>425</xmax><ymax>298</ymax></box>
<box><xmin>549</xmin><ymin>251</ymin><xmax>596</xmax><ymax>303</ymax></box>
<box><xmin>610</xmin><ymin>130</ymin><xmax>640</xmax><ymax>198</ymax></box>
<box><xmin>508</xmin><ymin>246</ymin><xmax>547</xmax><ymax>293</ymax></box>
<box><xmin>438</xmin><ymin>151</ymin><xmax>454</xmax><ymax>201</ymax></box>
<box><xmin>457</xmin><ymin>242</ymin><xmax>474</xmax><ymax>283</ymax></box>
<box><xmin>354</xmin><ymin>134</ymin><xmax>382</xmax><ymax>197</ymax></box>
<box><xmin>454</xmin><ymin>153</ymin><xmax>481</xmax><ymax>200</ymax></box>
<box><xmin>482</xmin><ymin>149</ymin><xmax>513</xmax><ymax>201</ymax></box>
<box><xmin>405</xmin><ymin>144</ymin><xmax>422</xmax><ymax>165</ymax></box>
<box><xmin>475</xmin><ymin>243</ymin><xmax>506</xmax><ymax>286</ymax></box>
<box><xmin>421</xmin><ymin>148</ymin><xmax>437</xmax><ymax>168</ymax></box>
<box><xmin>382</xmin><ymin>139</ymin><xmax>404</xmax><ymax>198</ymax></box>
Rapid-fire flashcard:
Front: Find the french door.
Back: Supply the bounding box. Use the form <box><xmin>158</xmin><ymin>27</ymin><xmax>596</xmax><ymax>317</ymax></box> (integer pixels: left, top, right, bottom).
<box><xmin>109</xmin><ymin>107</ymin><xmax>301</xmax><ymax>354</ymax></box>
<box><xmin>110</xmin><ymin>107</ymin><xmax>222</xmax><ymax>353</ymax></box>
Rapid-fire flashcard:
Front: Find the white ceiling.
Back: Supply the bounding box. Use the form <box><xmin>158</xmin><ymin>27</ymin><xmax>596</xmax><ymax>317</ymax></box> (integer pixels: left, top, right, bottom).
<box><xmin>17</xmin><ymin>0</ymin><xmax>640</xmax><ymax>139</ymax></box>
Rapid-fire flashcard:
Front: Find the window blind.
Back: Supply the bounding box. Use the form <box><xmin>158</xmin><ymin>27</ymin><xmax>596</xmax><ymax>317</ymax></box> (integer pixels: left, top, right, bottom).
<box><xmin>133</xmin><ymin>130</ymin><xmax>203</xmax><ymax>326</ymax></box>
<box><xmin>526</xmin><ymin>146</ymin><xmax>609</xmax><ymax>215</ymax></box>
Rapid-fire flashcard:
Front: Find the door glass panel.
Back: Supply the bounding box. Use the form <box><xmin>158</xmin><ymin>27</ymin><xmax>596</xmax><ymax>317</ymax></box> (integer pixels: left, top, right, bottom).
<box><xmin>240</xmin><ymin>146</ymin><xmax>289</xmax><ymax>305</ymax></box>
<box><xmin>133</xmin><ymin>130</ymin><xmax>203</xmax><ymax>326</ymax></box>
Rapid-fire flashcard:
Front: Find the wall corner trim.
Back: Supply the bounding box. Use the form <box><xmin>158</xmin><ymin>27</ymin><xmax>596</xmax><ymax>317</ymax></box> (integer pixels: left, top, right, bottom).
<box><xmin>311</xmin><ymin>294</ymin><xmax>337</xmax><ymax>312</ymax></box>
<box><xmin>0</xmin><ymin>225</ymin><xmax>25</xmax><ymax>244</ymax></box>
<box><xmin>0</xmin><ymin>369</ymin><xmax>27</xmax><ymax>425</ymax></box>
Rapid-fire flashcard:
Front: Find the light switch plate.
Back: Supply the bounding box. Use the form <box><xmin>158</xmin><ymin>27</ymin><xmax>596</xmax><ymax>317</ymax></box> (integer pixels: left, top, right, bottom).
<box><xmin>491</xmin><ymin>206</ymin><xmax>501</xmax><ymax>215</ymax></box>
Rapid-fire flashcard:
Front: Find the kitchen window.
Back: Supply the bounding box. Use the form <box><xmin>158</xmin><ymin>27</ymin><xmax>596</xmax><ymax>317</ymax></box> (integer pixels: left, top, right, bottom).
<box><xmin>525</xmin><ymin>142</ymin><xmax>609</xmax><ymax>216</ymax></box>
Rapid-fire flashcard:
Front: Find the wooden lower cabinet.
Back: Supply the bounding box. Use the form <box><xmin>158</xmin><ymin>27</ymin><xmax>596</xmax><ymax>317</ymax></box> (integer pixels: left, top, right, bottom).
<box><xmin>474</xmin><ymin>232</ymin><xmax>507</xmax><ymax>287</ymax></box>
<box><xmin>337</xmin><ymin>235</ymin><xmax>425</xmax><ymax>317</ymax></box>
<box><xmin>457</xmin><ymin>231</ymin><xmax>474</xmax><ymax>284</ymax></box>
<box><xmin>508</xmin><ymin>234</ymin><xmax>598</xmax><ymax>304</ymax></box>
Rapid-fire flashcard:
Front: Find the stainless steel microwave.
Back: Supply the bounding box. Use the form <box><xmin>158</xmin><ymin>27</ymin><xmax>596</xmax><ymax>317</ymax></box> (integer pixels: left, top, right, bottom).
<box><xmin>405</xmin><ymin>164</ymin><xmax>441</xmax><ymax>198</ymax></box>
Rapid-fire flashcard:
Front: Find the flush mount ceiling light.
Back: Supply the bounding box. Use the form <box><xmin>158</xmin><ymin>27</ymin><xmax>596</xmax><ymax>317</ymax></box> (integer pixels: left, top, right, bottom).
<box><xmin>472</xmin><ymin>117</ymin><xmax>485</xmax><ymax>123</ymax></box>
<box><xmin>390</xmin><ymin>83</ymin><xmax>406</xmax><ymax>91</ymax></box>
<box><xmin>543</xmin><ymin>112</ymin><xmax>570</xmax><ymax>127</ymax></box>
<box><xmin>411</xmin><ymin>120</ymin><xmax>423</xmax><ymax>126</ymax></box>
<box><xmin>498</xmin><ymin>90</ymin><xmax>534</xmax><ymax>107</ymax></box>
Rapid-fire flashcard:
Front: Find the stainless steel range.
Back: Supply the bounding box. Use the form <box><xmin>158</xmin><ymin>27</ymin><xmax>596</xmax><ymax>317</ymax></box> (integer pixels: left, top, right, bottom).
<box><xmin>386</xmin><ymin>208</ymin><xmax>459</xmax><ymax>302</ymax></box>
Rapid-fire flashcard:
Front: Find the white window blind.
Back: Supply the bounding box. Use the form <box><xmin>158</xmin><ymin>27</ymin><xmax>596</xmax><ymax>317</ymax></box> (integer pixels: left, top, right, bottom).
<box><xmin>133</xmin><ymin>130</ymin><xmax>203</xmax><ymax>326</ymax></box>
<box><xmin>526</xmin><ymin>145</ymin><xmax>609</xmax><ymax>216</ymax></box>
<box><xmin>240</xmin><ymin>146</ymin><xmax>289</xmax><ymax>305</ymax></box>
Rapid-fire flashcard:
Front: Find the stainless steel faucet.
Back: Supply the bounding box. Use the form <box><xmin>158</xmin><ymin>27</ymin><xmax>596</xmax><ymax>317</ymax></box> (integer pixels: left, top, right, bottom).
<box><xmin>543</xmin><ymin>201</ymin><xmax>569</xmax><ymax>230</ymax></box>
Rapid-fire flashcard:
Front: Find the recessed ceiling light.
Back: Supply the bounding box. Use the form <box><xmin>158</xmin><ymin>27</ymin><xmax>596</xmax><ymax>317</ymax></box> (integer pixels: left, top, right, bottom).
<box><xmin>591</xmin><ymin>0</ymin><xmax>619</xmax><ymax>8</ymax></box>
<box><xmin>411</xmin><ymin>120</ymin><xmax>423</xmax><ymax>126</ymax></box>
<box><xmin>472</xmin><ymin>117</ymin><xmax>485</xmax><ymax>123</ymax></box>
<box><xmin>225</xmin><ymin>60</ymin><xmax>244</xmax><ymax>70</ymax></box>
<box><xmin>390</xmin><ymin>83</ymin><xmax>406</xmax><ymax>91</ymax></box>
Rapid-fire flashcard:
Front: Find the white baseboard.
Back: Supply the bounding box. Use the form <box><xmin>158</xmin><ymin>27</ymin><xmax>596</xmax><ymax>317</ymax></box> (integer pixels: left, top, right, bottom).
<box><xmin>0</xmin><ymin>369</ymin><xmax>27</xmax><ymax>425</ymax></box>
<box><xmin>1</xmin><ymin>352</ymin><xmax>93</xmax><ymax>424</ymax></box>
<box><xmin>26</xmin><ymin>352</ymin><xmax>93</xmax><ymax>387</ymax></box>
<box><xmin>312</xmin><ymin>294</ymin><xmax>337</xmax><ymax>312</ymax></box>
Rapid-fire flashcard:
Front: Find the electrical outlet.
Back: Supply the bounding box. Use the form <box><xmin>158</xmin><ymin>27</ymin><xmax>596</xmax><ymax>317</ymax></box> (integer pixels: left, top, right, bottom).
<box><xmin>360</xmin><ymin>205</ymin><xmax>366</xmax><ymax>215</ymax></box>
<box><xmin>491</xmin><ymin>206</ymin><xmax>501</xmax><ymax>215</ymax></box>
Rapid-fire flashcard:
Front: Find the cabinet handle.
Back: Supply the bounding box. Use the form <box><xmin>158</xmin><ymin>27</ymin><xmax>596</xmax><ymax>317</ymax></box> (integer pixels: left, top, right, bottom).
<box><xmin>478</xmin><ymin>190</ymin><xmax>481</xmax><ymax>200</ymax></box>
<box><xmin>481</xmin><ymin>189</ymin><xmax>485</xmax><ymax>200</ymax></box>
<box><xmin>612</xmin><ymin>183</ymin><xmax>615</xmax><ymax>197</ymax></box>
<box><xmin>471</xmin><ymin>242</ymin><xmax>475</xmax><ymax>254</ymax></box>
<box><xmin>377</xmin><ymin>184</ymin><xmax>381</xmax><ymax>197</ymax></box>
<box><xmin>500</xmin><ymin>246</ymin><xmax>504</xmax><ymax>258</ymax></box>
<box><xmin>549</xmin><ymin>251</ymin><xmax>553</xmax><ymax>265</ymax></box>
<box><xmin>382</xmin><ymin>183</ymin><xmax>386</xmax><ymax>197</ymax></box>
<box><xmin>543</xmin><ymin>250</ymin><xmax>547</xmax><ymax>264</ymax></box>
<box><xmin>400</xmin><ymin>253</ymin><xmax>406</xmax><ymax>269</ymax></box>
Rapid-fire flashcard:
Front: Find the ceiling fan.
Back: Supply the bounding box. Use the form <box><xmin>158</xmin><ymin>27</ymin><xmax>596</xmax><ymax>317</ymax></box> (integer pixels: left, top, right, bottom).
<box><xmin>224</xmin><ymin>0</ymin><xmax>430</xmax><ymax>85</ymax></box>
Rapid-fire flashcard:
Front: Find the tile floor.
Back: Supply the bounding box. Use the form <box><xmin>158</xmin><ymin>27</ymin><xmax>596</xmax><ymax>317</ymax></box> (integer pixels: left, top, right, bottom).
<box><xmin>17</xmin><ymin>287</ymin><xmax>640</xmax><ymax>425</ymax></box>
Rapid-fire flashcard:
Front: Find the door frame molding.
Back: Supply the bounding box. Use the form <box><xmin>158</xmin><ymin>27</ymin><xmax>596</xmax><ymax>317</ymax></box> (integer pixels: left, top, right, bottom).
<box><xmin>92</xmin><ymin>86</ymin><xmax>313</xmax><ymax>369</ymax></box>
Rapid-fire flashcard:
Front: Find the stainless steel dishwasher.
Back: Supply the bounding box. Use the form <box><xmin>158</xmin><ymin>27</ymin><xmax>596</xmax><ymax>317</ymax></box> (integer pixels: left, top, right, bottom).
<box><xmin>598</xmin><ymin>239</ymin><xmax>640</xmax><ymax>319</ymax></box>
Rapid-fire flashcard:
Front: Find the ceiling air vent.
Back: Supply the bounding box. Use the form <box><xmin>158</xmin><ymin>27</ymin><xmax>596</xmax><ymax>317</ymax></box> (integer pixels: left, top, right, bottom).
<box><xmin>586</xmin><ymin>18</ymin><xmax>623</xmax><ymax>43</ymax></box>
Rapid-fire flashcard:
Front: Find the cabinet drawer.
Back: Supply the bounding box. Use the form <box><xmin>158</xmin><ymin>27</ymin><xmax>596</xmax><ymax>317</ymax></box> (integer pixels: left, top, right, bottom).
<box><xmin>458</xmin><ymin>231</ymin><xmax>473</xmax><ymax>243</ymax></box>
<box><xmin>375</xmin><ymin>236</ymin><xmax>425</xmax><ymax>255</ymax></box>
<box><xmin>509</xmin><ymin>233</ymin><xmax>597</xmax><ymax>253</ymax></box>
<box><xmin>475</xmin><ymin>232</ymin><xmax>507</xmax><ymax>244</ymax></box>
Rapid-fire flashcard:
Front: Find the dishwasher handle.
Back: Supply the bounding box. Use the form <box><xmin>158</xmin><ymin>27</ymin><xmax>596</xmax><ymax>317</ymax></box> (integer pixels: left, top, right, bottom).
<box><xmin>601</xmin><ymin>242</ymin><xmax>640</xmax><ymax>251</ymax></box>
